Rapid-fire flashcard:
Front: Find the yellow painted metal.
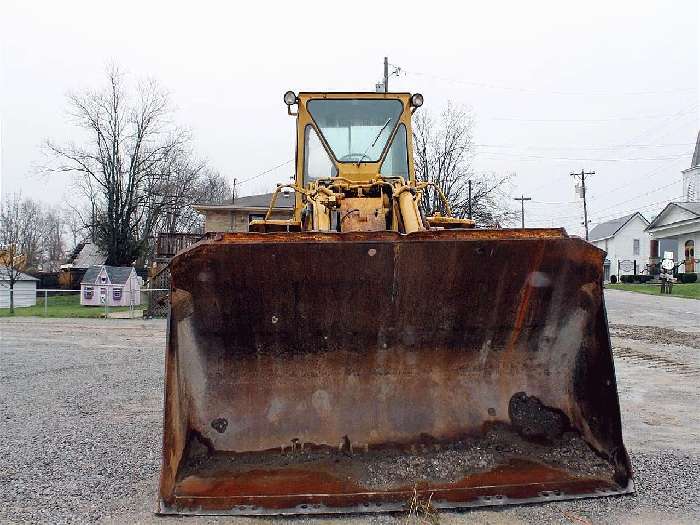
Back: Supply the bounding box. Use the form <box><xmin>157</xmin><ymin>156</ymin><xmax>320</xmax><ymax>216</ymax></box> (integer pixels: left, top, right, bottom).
<box><xmin>397</xmin><ymin>189</ymin><xmax>422</xmax><ymax>233</ymax></box>
<box><xmin>427</xmin><ymin>215</ymin><xmax>476</xmax><ymax>229</ymax></box>
<box><xmin>339</xmin><ymin>197</ymin><xmax>385</xmax><ymax>232</ymax></box>
<box><xmin>253</xmin><ymin>92</ymin><xmax>462</xmax><ymax>235</ymax></box>
<box><xmin>294</xmin><ymin>92</ymin><xmax>415</xmax><ymax>187</ymax></box>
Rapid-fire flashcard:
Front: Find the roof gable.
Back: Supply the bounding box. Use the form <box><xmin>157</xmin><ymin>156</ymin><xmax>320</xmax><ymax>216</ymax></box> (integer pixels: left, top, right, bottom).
<box><xmin>69</xmin><ymin>242</ymin><xmax>107</xmax><ymax>268</ymax></box>
<box><xmin>589</xmin><ymin>212</ymin><xmax>648</xmax><ymax>241</ymax></box>
<box><xmin>81</xmin><ymin>265</ymin><xmax>134</xmax><ymax>285</ymax></box>
<box><xmin>647</xmin><ymin>202</ymin><xmax>700</xmax><ymax>230</ymax></box>
<box><xmin>0</xmin><ymin>269</ymin><xmax>39</xmax><ymax>281</ymax></box>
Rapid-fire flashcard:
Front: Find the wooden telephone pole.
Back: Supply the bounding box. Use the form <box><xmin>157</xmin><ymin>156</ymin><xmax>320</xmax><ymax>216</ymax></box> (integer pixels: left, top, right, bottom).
<box><xmin>570</xmin><ymin>170</ymin><xmax>595</xmax><ymax>240</ymax></box>
<box><xmin>513</xmin><ymin>195</ymin><xmax>532</xmax><ymax>228</ymax></box>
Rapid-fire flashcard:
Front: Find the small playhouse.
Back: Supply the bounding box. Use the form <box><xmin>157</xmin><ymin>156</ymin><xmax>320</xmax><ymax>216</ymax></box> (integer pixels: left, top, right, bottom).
<box><xmin>80</xmin><ymin>265</ymin><xmax>141</xmax><ymax>307</ymax></box>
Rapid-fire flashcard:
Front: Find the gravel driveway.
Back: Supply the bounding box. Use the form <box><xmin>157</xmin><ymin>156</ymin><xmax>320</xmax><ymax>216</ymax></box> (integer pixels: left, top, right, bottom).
<box><xmin>1</xmin><ymin>289</ymin><xmax>699</xmax><ymax>524</ymax></box>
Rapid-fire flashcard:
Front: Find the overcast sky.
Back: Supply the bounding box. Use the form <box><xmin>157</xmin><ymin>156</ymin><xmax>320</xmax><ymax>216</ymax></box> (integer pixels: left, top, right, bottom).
<box><xmin>1</xmin><ymin>0</ymin><xmax>698</xmax><ymax>234</ymax></box>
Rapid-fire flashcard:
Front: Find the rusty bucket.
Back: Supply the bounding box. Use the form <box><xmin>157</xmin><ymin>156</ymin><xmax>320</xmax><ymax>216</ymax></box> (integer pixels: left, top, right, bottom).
<box><xmin>158</xmin><ymin>229</ymin><xmax>633</xmax><ymax>515</ymax></box>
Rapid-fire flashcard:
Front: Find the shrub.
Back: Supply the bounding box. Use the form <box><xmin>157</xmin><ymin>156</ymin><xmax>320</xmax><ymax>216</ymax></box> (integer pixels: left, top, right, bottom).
<box><xmin>678</xmin><ymin>273</ymin><xmax>698</xmax><ymax>284</ymax></box>
<box><xmin>620</xmin><ymin>274</ymin><xmax>652</xmax><ymax>284</ymax></box>
<box><xmin>610</xmin><ymin>275</ymin><xmax>617</xmax><ymax>284</ymax></box>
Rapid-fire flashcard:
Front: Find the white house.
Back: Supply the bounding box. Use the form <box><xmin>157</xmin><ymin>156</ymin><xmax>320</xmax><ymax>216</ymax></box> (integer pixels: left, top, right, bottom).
<box><xmin>646</xmin><ymin>202</ymin><xmax>700</xmax><ymax>274</ymax></box>
<box><xmin>589</xmin><ymin>212</ymin><xmax>651</xmax><ymax>281</ymax></box>
<box><xmin>80</xmin><ymin>265</ymin><xmax>141</xmax><ymax>307</ymax></box>
<box><xmin>645</xmin><ymin>131</ymin><xmax>700</xmax><ymax>275</ymax></box>
<box><xmin>0</xmin><ymin>269</ymin><xmax>38</xmax><ymax>308</ymax></box>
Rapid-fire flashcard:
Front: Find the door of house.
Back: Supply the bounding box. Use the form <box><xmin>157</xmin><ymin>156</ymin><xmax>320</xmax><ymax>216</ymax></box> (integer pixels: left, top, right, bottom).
<box><xmin>685</xmin><ymin>240</ymin><xmax>695</xmax><ymax>273</ymax></box>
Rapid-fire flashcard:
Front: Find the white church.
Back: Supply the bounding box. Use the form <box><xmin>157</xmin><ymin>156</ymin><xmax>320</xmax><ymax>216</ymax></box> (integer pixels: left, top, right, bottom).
<box><xmin>645</xmin><ymin>131</ymin><xmax>700</xmax><ymax>274</ymax></box>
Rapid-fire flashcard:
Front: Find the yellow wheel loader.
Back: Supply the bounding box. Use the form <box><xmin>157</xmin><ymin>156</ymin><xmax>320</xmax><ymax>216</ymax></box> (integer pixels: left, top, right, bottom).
<box><xmin>158</xmin><ymin>91</ymin><xmax>633</xmax><ymax>515</ymax></box>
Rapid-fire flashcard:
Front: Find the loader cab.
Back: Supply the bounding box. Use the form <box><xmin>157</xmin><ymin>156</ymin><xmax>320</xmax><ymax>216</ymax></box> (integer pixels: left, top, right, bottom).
<box><xmin>285</xmin><ymin>92</ymin><xmax>422</xmax><ymax>187</ymax></box>
<box><xmin>249</xmin><ymin>90</ymin><xmax>472</xmax><ymax>234</ymax></box>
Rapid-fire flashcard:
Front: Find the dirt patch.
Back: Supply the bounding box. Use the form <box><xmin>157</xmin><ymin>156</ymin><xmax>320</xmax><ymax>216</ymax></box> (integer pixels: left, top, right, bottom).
<box><xmin>613</xmin><ymin>346</ymin><xmax>700</xmax><ymax>377</ymax></box>
<box><xmin>178</xmin><ymin>425</ymin><xmax>616</xmax><ymax>491</ymax></box>
<box><xmin>610</xmin><ymin>324</ymin><xmax>700</xmax><ymax>349</ymax></box>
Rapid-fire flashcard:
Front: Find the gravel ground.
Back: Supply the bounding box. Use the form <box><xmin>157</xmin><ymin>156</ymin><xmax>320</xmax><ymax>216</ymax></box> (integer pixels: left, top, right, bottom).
<box><xmin>1</xmin><ymin>289</ymin><xmax>699</xmax><ymax>524</ymax></box>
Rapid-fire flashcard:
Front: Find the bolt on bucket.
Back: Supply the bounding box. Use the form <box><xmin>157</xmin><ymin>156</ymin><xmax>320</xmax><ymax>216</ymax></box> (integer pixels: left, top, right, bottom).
<box><xmin>158</xmin><ymin>229</ymin><xmax>633</xmax><ymax>515</ymax></box>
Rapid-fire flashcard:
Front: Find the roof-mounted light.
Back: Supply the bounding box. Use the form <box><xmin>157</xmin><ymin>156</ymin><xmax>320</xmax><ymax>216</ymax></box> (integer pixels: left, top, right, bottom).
<box><xmin>410</xmin><ymin>93</ymin><xmax>424</xmax><ymax>108</ymax></box>
<box><xmin>283</xmin><ymin>90</ymin><xmax>297</xmax><ymax>106</ymax></box>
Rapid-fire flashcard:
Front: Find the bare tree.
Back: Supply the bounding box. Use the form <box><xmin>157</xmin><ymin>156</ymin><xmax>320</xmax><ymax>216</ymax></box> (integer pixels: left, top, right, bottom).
<box><xmin>46</xmin><ymin>65</ymin><xmax>193</xmax><ymax>265</ymax></box>
<box><xmin>160</xmin><ymin>168</ymin><xmax>232</xmax><ymax>234</ymax></box>
<box><xmin>0</xmin><ymin>194</ymin><xmax>43</xmax><ymax>313</ymax></box>
<box><xmin>413</xmin><ymin>103</ymin><xmax>515</xmax><ymax>227</ymax></box>
<box><xmin>41</xmin><ymin>206</ymin><xmax>66</xmax><ymax>272</ymax></box>
<box><xmin>62</xmin><ymin>205</ymin><xmax>88</xmax><ymax>252</ymax></box>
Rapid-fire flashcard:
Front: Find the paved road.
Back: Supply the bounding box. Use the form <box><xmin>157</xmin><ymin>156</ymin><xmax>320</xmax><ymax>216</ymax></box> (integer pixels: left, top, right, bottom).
<box><xmin>0</xmin><ymin>289</ymin><xmax>698</xmax><ymax>524</ymax></box>
<box><xmin>605</xmin><ymin>288</ymin><xmax>700</xmax><ymax>331</ymax></box>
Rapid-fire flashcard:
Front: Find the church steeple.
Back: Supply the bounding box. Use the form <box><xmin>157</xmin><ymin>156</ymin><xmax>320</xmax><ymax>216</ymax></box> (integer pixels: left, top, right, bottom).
<box><xmin>683</xmin><ymin>130</ymin><xmax>700</xmax><ymax>202</ymax></box>
<box><xmin>691</xmin><ymin>130</ymin><xmax>700</xmax><ymax>169</ymax></box>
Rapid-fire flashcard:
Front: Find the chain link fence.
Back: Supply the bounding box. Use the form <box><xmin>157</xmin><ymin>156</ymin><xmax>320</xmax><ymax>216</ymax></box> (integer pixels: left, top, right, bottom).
<box><xmin>0</xmin><ymin>287</ymin><xmax>169</xmax><ymax>318</ymax></box>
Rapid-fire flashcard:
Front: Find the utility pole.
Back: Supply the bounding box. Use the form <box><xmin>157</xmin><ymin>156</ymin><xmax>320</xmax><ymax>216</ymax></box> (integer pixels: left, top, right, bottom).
<box><xmin>467</xmin><ymin>180</ymin><xmax>473</xmax><ymax>220</ymax></box>
<box><xmin>570</xmin><ymin>169</ymin><xmax>595</xmax><ymax>240</ymax></box>
<box><xmin>232</xmin><ymin>177</ymin><xmax>237</xmax><ymax>204</ymax></box>
<box><xmin>383</xmin><ymin>57</ymin><xmax>389</xmax><ymax>93</ymax></box>
<box><xmin>513</xmin><ymin>195</ymin><xmax>532</xmax><ymax>228</ymax></box>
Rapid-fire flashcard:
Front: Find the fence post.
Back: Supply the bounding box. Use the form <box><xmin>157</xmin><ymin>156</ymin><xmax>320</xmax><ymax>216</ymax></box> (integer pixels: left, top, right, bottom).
<box><xmin>44</xmin><ymin>290</ymin><xmax>48</xmax><ymax>317</ymax></box>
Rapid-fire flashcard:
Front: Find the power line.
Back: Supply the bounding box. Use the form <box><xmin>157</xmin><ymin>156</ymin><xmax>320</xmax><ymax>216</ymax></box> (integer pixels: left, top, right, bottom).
<box><xmin>591</xmin><ymin>197</ymin><xmax>678</xmax><ymax>223</ymax></box>
<box><xmin>479</xmin><ymin>152</ymin><xmax>691</xmax><ymax>162</ymax></box>
<box><xmin>402</xmin><ymin>69</ymin><xmax>697</xmax><ymax>96</ymax></box>
<box><xmin>588</xmin><ymin>157</ymin><xmax>686</xmax><ymax>198</ymax></box>
<box><xmin>485</xmin><ymin>111</ymin><xmax>696</xmax><ymax>122</ymax></box>
<box><xmin>237</xmin><ymin>159</ymin><xmax>294</xmax><ymax>186</ymax></box>
<box><xmin>591</xmin><ymin>177</ymin><xmax>684</xmax><ymax>216</ymax></box>
<box><xmin>474</xmin><ymin>143</ymin><xmax>695</xmax><ymax>150</ymax></box>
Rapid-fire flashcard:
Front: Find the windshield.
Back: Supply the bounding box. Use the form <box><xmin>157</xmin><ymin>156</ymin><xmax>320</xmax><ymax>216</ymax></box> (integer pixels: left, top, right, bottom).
<box><xmin>307</xmin><ymin>99</ymin><xmax>403</xmax><ymax>163</ymax></box>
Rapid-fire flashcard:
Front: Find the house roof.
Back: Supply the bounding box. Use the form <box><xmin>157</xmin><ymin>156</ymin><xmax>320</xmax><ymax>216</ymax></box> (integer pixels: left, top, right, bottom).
<box><xmin>589</xmin><ymin>212</ymin><xmax>648</xmax><ymax>241</ymax></box>
<box><xmin>194</xmin><ymin>192</ymin><xmax>295</xmax><ymax>211</ymax></box>
<box><xmin>0</xmin><ymin>269</ymin><xmax>39</xmax><ymax>281</ymax></box>
<box><xmin>692</xmin><ymin>130</ymin><xmax>700</xmax><ymax>168</ymax></box>
<box><xmin>81</xmin><ymin>265</ymin><xmax>135</xmax><ymax>285</ymax></box>
<box><xmin>646</xmin><ymin>201</ymin><xmax>700</xmax><ymax>230</ymax></box>
<box><xmin>67</xmin><ymin>242</ymin><xmax>107</xmax><ymax>269</ymax></box>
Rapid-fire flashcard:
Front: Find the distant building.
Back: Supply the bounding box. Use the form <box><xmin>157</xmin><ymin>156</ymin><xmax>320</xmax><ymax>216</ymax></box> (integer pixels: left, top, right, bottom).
<box><xmin>589</xmin><ymin>212</ymin><xmax>650</xmax><ymax>280</ymax></box>
<box><xmin>646</xmin><ymin>203</ymin><xmax>700</xmax><ymax>274</ymax></box>
<box><xmin>646</xmin><ymin>131</ymin><xmax>700</xmax><ymax>274</ymax></box>
<box><xmin>60</xmin><ymin>242</ymin><xmax>108</xmax><ymax>289</ymax></box>
<box><xmin>193</xmin><ymin>192</ymin><xmax>294</xmax><ymax>233</ymax></box>
<box><xmin>80</xmin><ymin>265</ymin><xmax>141</xmax><ymax>307</ymax></box>
<box><xmin>0</xmin><ymin>270</ymin><xmax>38</xmax><ymax>308</ymax></box>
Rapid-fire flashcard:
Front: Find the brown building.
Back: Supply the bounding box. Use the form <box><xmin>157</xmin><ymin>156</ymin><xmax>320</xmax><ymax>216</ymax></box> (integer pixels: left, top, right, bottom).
<box><xmin>193</xmin><ymin>192</ymin><xmax>294</xmax><ymax>233</ymax></box>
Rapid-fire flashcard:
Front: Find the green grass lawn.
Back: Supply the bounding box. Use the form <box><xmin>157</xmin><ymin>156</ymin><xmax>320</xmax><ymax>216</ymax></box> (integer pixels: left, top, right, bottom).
<box><xmin>606</xmin><ymin>282</ymin><xmax>700</xmax><ymax>299</ymax></box>
<box><xmin>0</xmin><ymin>293</ymin><xmax>132</xmax><ymax>318</ymax></box>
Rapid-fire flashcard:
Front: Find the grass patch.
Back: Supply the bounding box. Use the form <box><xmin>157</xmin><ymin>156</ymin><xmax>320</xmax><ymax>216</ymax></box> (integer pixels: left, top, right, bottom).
<box><xmin>606</xmin><ymin>282</ymin><xmax>700</xmax><ymax>300</ymax></box>
<box><xmin>0</xmin><ymin>293</ymin><xmax>132</xmax><ymax>318</ymax></box>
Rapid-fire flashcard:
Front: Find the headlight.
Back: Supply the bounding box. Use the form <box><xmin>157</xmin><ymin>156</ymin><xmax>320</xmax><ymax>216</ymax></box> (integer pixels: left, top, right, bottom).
<box><xmin>283</xmin><ymin>90</ymin><xmax>297</xmax><ymax>106</ymax></box>
<box><xmin>410</xmin><ymin>93</ymin><xmax>424</xmax><ymax>107</ymax></box>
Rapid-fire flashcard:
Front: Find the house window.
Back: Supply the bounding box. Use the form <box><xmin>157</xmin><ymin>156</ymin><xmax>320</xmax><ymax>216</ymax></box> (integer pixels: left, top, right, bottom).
<box><xmin>113</xmin><ymin>288</ymin><xmax>122</xmax><ymax>300</ymax></box>
<box><xmin>84</xmin><ymin>287</ymin><xmax>93</xmax><ymax>299</ymax></box>
<box><xmin>101</xmin><ymin>276</ymin><xmax>107</xmax><ymax>283</ymax></box>
<box><xmin>248</xmin><ymin>213</ymin><xmax>266</xmax><ymax>232</ymax></box>
<box><xmin>633</xmin><ymin>239</ymin><xmax>640</xmax><ymax>256</ymax></box>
